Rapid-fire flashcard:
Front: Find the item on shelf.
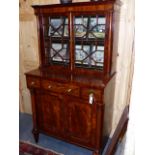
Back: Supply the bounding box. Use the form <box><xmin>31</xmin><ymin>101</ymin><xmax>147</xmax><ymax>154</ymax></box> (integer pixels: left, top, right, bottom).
<box><xmin>90</xmin><ymin>0</ymin><xmax>103</xmax><ymax>2</ymax></box>
<box><xmin>60</xmin><ymin>0</ymin><xmax>72</xmax><ymax>4</ymax></box>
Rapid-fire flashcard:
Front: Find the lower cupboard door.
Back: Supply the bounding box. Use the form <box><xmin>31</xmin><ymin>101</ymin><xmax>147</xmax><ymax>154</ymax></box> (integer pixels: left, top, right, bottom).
<box><xmin>66</xmin><ymin>97</ymin><xmax>97</xmax><ymax>147</ymax></box>
<box><xmin>36</xmin><ymin>91</ymin><xmax>64</xmax><ymax>136</ymax></box>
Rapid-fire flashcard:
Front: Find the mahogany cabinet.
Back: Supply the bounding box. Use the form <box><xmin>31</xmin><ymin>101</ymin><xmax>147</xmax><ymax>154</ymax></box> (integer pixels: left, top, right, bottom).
<box><xmin>25</xmin><ymin>1</ymin><xmax>117</xmax><ymax>155</ymax></box>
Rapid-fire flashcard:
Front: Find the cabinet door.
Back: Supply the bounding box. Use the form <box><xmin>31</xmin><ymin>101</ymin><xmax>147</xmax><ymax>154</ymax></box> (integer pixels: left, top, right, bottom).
<box><xmin>74</xmin><ymin>14</ymin><xmax>106</xmax><ymax>70</ymax></box>
<box><xmin>66</xmin><ymin>97</ymin><xmax>97</xmax><ymax>146</ymax></box>
<box><xmin>36</xmin><ymin>91</ymin><xmax>64</xmax><ymax>136</ymax></box>
<box><xmin>41</xmin><ymin>15</ymin><xmax>70</xmax><ymax>66</ymax></box>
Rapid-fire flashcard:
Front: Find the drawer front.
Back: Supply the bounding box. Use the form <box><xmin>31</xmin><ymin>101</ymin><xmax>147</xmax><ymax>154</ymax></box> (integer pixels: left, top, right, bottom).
<box><xmin>81</xmin><ymin>88</ymin><xmax>102</xmax><ymax>102</ymax></box>
<box><xmin>41</xmin><ymin>80</ymin><xmax>80</xmax><ymax>97</ymax></box>
<box><xmin>26</xmin><ymin>76</ymin><xmax>40</xmax><ymax>89</ymax></box>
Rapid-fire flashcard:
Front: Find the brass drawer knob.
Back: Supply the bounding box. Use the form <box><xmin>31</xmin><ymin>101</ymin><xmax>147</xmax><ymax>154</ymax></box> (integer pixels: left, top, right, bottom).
<box><xmin>31</xmin><ymin>81</ymin><xmax>35</xmax><ymax>85</ymax></box>
<box><xmin>67</xmin><ymin>88</ymin><xmax>72</xmax><ymax>92</ymax></box>
<box><xmin>48</xmin><ymin>85</ymin><xmax>52</xmax><ymax>89</ymax></box>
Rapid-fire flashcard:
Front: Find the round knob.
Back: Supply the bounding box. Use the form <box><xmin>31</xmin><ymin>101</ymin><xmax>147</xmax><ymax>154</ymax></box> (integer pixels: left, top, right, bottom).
<box><xmin>31</xmin><ymin>81</ymin><xmax>35</xmax><ymax>85</ymax></box>
<box><xmin>48</xmin><ymin>85</ymin><xmax>51</xmax><ymax>89</ymax></box>
<box><xmin>67</xmin><ymin>88</ymin><xmax>72</xmax><ymax>92</ymax></box>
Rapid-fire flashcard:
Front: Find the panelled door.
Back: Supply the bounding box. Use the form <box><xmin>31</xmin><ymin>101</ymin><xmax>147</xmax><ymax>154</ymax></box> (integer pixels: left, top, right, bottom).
<box><xmin>36</xmin><ymin>91</ymin><xmax>65</xmax><ymax>137</ymax></box>
<box><xmin>65</xmin><ymin>97</ymin><xmax>97</xmax><ymax>147</ymax></box>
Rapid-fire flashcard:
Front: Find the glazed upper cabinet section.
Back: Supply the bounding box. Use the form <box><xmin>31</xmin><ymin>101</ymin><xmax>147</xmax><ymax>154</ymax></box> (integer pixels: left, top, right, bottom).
<box><xmin>35</xmin><ymin>2</ymin><xmax>114</xmax><ymax>78</ymax></box>
<box><xmin>74</xmin><ymin>14</ymin><xmax>106</xmax><ymax>70</ymax></box>
<box><xmin>41</xmin><ymin>13</ymin><xmax>106</xmax><ymax>69</ymax></box>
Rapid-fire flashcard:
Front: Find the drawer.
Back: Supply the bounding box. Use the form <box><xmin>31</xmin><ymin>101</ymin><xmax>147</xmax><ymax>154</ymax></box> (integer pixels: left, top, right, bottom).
<box><xmin>81</xmin><ymin>88</ymin><xmax>102</xmax><ymax>102</ymax></box>
<box><xmin>41</xmin><ymin>80</ymin><xmax>80</xmax><ymax>97</ymax></box>
<box><xmin>26</xmin><ymin>76</ymin><xmax>40</xmax><ymax>89</ymax></box>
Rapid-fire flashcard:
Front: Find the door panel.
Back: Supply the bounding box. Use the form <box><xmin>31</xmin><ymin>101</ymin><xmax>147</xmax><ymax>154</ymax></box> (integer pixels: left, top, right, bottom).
<box><xmin>36</xmin><ymin>91</ymin><xmax>64</xmax><ymax>136</ymax></box>
<box><xmin>66</xmin><ymin>97</ymin><xmax>96</xmax><ymax>146</ymax></box>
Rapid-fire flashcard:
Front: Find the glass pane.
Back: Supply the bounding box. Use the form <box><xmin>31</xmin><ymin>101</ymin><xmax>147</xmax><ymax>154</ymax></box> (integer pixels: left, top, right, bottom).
<box><xmin>74</xmin><ymin>15</ymin><xmax>105</xmax><ymax>39</ymax></box>
<box><xmin>45</xmin><ymin>43</ymin><xmax>69</xmax><ymax>64</ymax></box>
<box><xmin>88</xmin><ymin>17</ymin><xmax>105</xmax><ymax>38</ymax></box>
<box><xmin>48</xmin><ymin>17</ymin><xmax>68</xmax><ymax>37</ymax></box>
<box><xmin>75</xmin><ymin>44</ymin><xmax>104</xmax><ymax>68</ymax></box>
<box><xmin>91</xmin><ymin>46</ymin><xmax>104</xmax><ymax>66</ymax></box>
<box><xmin>51</xmin><ymin>43</ymin><xmax>69</xmax><ymax>62</ymax></box>
<box><xmin>74</xmin><ymin>15</ymin><xmax>105</xmax><ymax>70</ymax></box>
<box><xmin>75</xmin><ymin>45</ymin><xmax>90</xmax><ymax>65</ymax></box>
<box><xmin>74</xmin><ymin>17</ymin><xmax>88</xmax><ymax>38</ymax></box>
<box><xmin>42</xmin><ymin>16</ymin><xmax>69</xmax><ymax>65</ymax></box>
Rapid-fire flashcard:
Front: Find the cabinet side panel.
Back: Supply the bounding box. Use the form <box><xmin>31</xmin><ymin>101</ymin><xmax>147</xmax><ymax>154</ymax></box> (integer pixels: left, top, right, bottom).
<box><xmin>103</xmin><ymin>76</ymin><xmax>116</xmax><ymax>138</ymax></box>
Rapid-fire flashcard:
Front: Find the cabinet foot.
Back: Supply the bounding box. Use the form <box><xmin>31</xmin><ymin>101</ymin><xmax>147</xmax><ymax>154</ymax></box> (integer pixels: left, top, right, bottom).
<box><xmin>32</xmin><ymin>128</ymin><xmax>39</xmax><ymax>143</ymax></box>
<box><xmin>93</xmin><ymin>150</ymin><xmax>100</xmax><ymax>155</ymax></box>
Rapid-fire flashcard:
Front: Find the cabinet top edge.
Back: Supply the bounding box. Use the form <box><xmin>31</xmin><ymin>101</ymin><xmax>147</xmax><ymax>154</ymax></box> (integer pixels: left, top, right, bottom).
<box><xmin>32</xmin><ymin>0</ymin><xmax>117</xmax><ymax>9</ymax></box>
<box><xmin>25</xmin><ymin>68</ymin><xmax>108</xmax><ymax>88</ymax></box>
